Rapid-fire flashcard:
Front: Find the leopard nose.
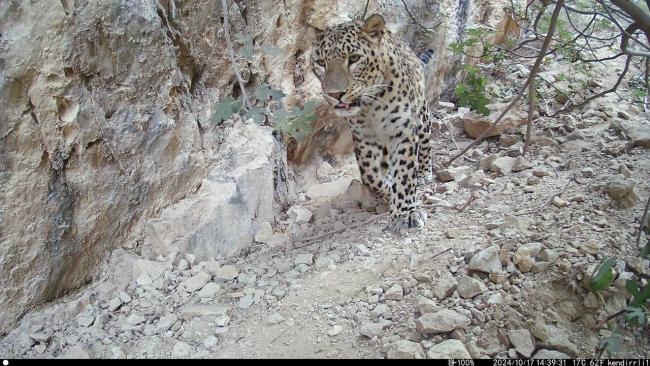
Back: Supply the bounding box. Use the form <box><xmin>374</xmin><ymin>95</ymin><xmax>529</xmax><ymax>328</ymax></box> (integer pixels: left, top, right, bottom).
<box><xmin>327</xmin><ymin>92</ymin><xmax>344</xmax><ymax>100</ymax></box>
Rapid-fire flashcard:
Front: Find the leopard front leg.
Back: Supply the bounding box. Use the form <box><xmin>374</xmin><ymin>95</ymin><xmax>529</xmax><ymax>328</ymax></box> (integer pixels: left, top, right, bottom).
<box><xmin>353</xmin><ymin>139</ymin><xmax>391</xmax><ymax>198</ymax></box>
<box><xmin>387</xmin><ymin>134</ymin><xmax>427</xmax><ymax>231</ymax></box>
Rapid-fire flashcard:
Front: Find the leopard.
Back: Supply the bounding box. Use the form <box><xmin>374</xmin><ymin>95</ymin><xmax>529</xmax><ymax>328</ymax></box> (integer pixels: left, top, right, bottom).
<box><xmin>309</xmin><ymin>13</ymin><xmax>434</xmax><ymax>231</ymax></box>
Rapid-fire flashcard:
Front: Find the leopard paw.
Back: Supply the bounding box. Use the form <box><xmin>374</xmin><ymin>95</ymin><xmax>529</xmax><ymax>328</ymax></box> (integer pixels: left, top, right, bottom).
<box><xmin>389</xmin><ymin>207</ymin><xmax>427</xmax><ymax>232</ymax></box>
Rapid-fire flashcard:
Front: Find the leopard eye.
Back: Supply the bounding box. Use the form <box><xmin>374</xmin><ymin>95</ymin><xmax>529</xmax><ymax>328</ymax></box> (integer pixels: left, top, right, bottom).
<box><xmin>348</xmin><ymin>54</ymin><xmax>361</xmax><ymax>64</ymax></box>
<box><xmin>316</xmin><ymin>59</ymin><xmax>326</xmax><ymax>67</ymax></box>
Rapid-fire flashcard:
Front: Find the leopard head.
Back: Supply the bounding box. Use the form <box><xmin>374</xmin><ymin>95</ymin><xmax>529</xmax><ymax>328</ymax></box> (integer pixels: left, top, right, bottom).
<box><xmin>310</xmin><ymin>14</ymin><xmax>387</xmax><ymax>117</ymax></box>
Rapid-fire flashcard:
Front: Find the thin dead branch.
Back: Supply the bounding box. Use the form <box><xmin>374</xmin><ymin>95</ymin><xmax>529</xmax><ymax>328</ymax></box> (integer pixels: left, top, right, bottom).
<box><xmin>221</xmin><ymin>0</ymin><xmax>252</xmax><ymax>110</ymax></box>
<box><xmin>446</xmin><ymin>0</ymin><xmax>566</xmax><ymax>167</ymax></box>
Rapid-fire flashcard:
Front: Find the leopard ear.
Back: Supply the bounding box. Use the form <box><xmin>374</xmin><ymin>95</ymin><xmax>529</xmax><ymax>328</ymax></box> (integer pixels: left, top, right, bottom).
<box><xmin>362</xmin><ymin>14</ymin><xmax>385</xmax><ymax>39</ymax></box>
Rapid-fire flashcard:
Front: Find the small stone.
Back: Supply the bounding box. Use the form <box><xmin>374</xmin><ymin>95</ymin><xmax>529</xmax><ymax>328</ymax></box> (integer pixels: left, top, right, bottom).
<box><xmin>487</xmin><ymin>293</ymin><xmax>503</xmax><ymax>304</ymax></box>
<box><xmin>172</xmin><ymin>341</ymin><xmax>192</xmax><ymax>358</ymax></box>
<box><xmin>237</xmin><ymin>272</ymin><xmax>257</xmax><ymax>285</ymax></box>
<box><xmin>384</xmin><ymin>284</ymin><xmax>404</xmax><ymax>300</ymax></box>
<box><xmin>531</xmin><ymin>261</ymin><xmax>550</xmax><ymax>273</ymax></box>
<box><xmin>197</xmin><ymin>282</ymin><xmax>221</xmax><ymax>298</ymax></box>
<box><xmin>118</xmin><ymin>291</ymin><xmax>132</xmax><ymax>304</ymax></box>
<box><xmin>212</xmin><ymin>265</ymin><xmax>239</xmax><ymax>282</ymax></box>
<box><xmin>579</xmin><ymin>239</ymin><xmax>603</xmax><ymax>255</ymax></box>
<box><xmin>432</xmin><ymin>272</ymin><xmax>456</xmax><ymax>300</ymax></box>
<box><xmin>203</xmin><ymin>335</ymin><xmax>219</xmax><ymax>349</ymax></box>
<box><xmin>489</xmin><ymin>271</ymin><xmax>508</xmax><ymax>284</ymax></box>
<box><xmin>294</xmin><ymin>253</ymin><xmax>314</xmax><ymax>266</ymax></box>
<box><xmin>436</xmin><ymin>166</ymin><xmax>473</xmax><ymax>182</ymax></box>
<box><xmin>438</xmin><ymin>101</ymin><xmax>455</xmax><ymax>110</ymax></box>
<box><xmin>238</xmin><ymin>294</ymin><xmax>254</xmax><ymax>309</ymax></box>
<box><xmin>328</xmin><ymin>325</ymin><xmax>342</xmax><ymax>337</ymax></box>
<box><xmin>532</xmin><ymin>349</ymin><xmax>571</xmax><ymax>359</ymax></box>
<box><xmin>532</xmin><ymin>168</ymin><xmax>549</xmax><ymax>177</ymax></box>
<box><xmin>527</xmin><ymin>176</ymin><xmax>541</xmax><ymax>185</ymax></box>
<box><xmin>468</xmin><ymin>246</ymin><xmax>502</xmax><ymax>273</ymax></box>
<box><xmin>267</xmin><ymin>312</ymin><xmax>286</xmax><ymax>325</ymax></box>
<box><xmin>177</xmin><ymin>259</ymin><xmax>189</xmax><ymax>272</ymax></box>
<box><xmin>552</xmin><ymin>196</ymin><xmax>567</xmax><ymax>208</ymax></box>
<box><xmin>58</xmin><ymin>345</ymin><xmax>90</xmax><ymax>359</ymax></box>
<box><xmin>34</xmin><ymin>343</ymin><xmax>46</xmax><ymax>354</ymax></box>
<box><xmin>288</xmin><ymin>206</ymin><xmax>313</xmax><ymax>224</ymax></box>
<box><xmin>360</xmin><ymin>322</ymin><xmax>386</xmax><ymax>338</ymax></box>
<box><xmin>108</xmin><ymin>298</ymin><xmax>122</xmax><ymax>312</ymax></box>
<box><xmin>512</xmin><ymin>157</ymin><xmax>533</xmax><ymax>172</ymax></box>
<box><xmin>508</xmin><ymin>329</ymin><xmax>535</xmax><ymax>357</ymax></box>
<box><xmin>182</xmin><ymin>271</ymin><xmax>211</xmax><ymax>292</ymax></box>
<box><xmin>254</xmin><ymin>222</ymin><xmax>273</xmax><ymax>243</ymax></box>
<box><xmin>215</xmin><ymin>314</ymin><xmax>230</xmax><ymax>327</ymax></box>
<box><xmin>180</xmin><ymin>304</ymin><xmax>228</xmax><ymax>320</ymax></box>
<box><xmin>354</xmin><ymin>244</ymin><xmax>371</xmax><ymax>256</ymax></box>
<box><xmin>417</xmin><ymin>297</ymin><xmax>441</xmax><ymax>315</ymax></box>
<box><xmin>584</xmin><ymin>292</ymin><xmax>599</xmax><ymax>308</ymax></box>
<box><xmin>581</xmin><ymin>167</ymin><xmax>594</xmax><ymax>178</ymax></box>
<box><xmin>267</xmin><ymin>233</ymin><xmax>290</xmax><ymax>249</ymax></box>
<box><xmin>416</xmin><ymin>310</ymin><xmax>471</xmax><ymax>334</ymax></box>
<box><xmin>414</xmin><ymin>273</ymin><xmax>432</xmax><ymax>282</ymax></box>
<box><xmin>538</xmin><ymin>325</ymin><xmax>579</xmax><ymax>356</ymax></box>
<box><xmin>539</xmin><ymin>249</ymin><xmax>559</xmax><ymax>263</ymax></box>
<box><xmin>76</xmin><ymin>314</ymin><xmax>94</xmax><ymax>328</ymax></box>
<box><xmin>387</xmin><ymin>339</ymin><xmax>424</xmax><ymax>359</ymax></box>
<box><xmin>156</xmin><ymin>314</ymin><xmax>178</xmax><ymax>333</ymax></box>
<box><xmin>513</xmin><ymin>247</ymin><xmax>534</xmax><ymax>272</ymax></box>
<box><xmin>571</xmin><ymin>194</ymin><xmax>586</xmax><ymax>202</ymax></box>
<box><xmin>372</xmin><ymin>303</ymin><xmax>389</xmax><ymax>317</ymax></box>
<box><xmin>126</xmin><ymin>314</ymin><xmax>146</xmax><ymax>325</ymax></box>
<box><xmin>490</xmin><ymin>157</ymin><xmax>516</xmax><ymax>175</ymax></box>
<box><xmin>625</xmin><ymin>126</ymin><xmax>650</xmax><ymax>148</ymax></box>
<box><xmin>457</xmin><ymin>275</ymin><xmax>487</xmax><ymax>299</ymax></box>
<box><xmin>607</xmin><ymin>175</ymin><xmax>637</xmax><ymax>208</ymax></box>
<box><xmin>426</xmin><ymin>339</ymin><xmax>471</xmax><ymax>359</ymax></box>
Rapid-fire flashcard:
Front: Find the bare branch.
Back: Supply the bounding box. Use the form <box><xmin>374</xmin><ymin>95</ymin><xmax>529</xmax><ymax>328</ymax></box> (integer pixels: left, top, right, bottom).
<box><xmin>447</xmin><ymin>0</ymin><xmax>566</xmax><ymax>166</ymax></box>
<box><xmin>549</xmin><ymin>54</ymin><xmax>633</xmax><ymax>116</ymax></box>
<box><xmin>220</xmin><ymin>0</ymin><xmax>252</xmax><ymax>110</ymax></box>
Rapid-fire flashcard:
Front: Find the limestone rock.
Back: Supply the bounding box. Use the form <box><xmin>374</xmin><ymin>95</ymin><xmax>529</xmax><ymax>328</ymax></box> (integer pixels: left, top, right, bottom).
<box><xmin>625</xmin><ymin>126</ymin><xmax>650</xmax><ymax>148</ymax></box>
<box><xmin>607</xmin><ymin>175</ymin><xmax>638</xmax><ymax>208</ymax></box>
<box><xmin>416</xmin><ymin>310</ymin><xmax>471</xmax><ymax>334</ymax></box>
<box><xmin>508</xmin><ymin>329</ymin><xmax>535</xmax><ymax>358</ymax></box>
<box><xmin>468</xmin><ymin>246</ymin><xmax>502</xmax><ymax>273</ymax></box>
<box><xmin>532</xmin><ymin>349</ymin><xmax>571</xmax><ymax>359</ymax></box>
<box><xmin>490</xmin><ymin>157</ymin><xmax>516</xmax><ymax>175</ymax></box>
<box><xmin>457</xmin><ymin>275</ymin><xmax>487</xmax><ymax>299</ymax></box>
<box><xmin>360</xmin><ymin>322</ymin><xmax>386</xmax><ymax>338</ymax></box>
<box><xmin>287</xmin><ymin>206</ymin><xmax>313</xmax><ymax>224</ymax></box>
<box><xmin>387</xmin><ymin>340</ymin><xmax>424</xmax><ymax>359</ymax></box>
<box><xmin>182</xmin><ymin>271</ymin><xmax>211</xmax><ymax>292</ymax></box>
<box><xmin>212</xmin><ymin>265</ymin><xmax>239</xmax><ymax>282</ymax></box>
<box><xmin>385</xmin><ymin>284</ymin><xmax>404</xmax><ymax>300</ymax></box>
<box><xmin>538</xmin><ymin>325</ymin><xmax>579</xmax><ymax>356</ymax></box>
<box><xmin>436</xmin><ymin>166</ymin><xmax>473</xmax><ymax>182</ymax></box>
<box><xmin>432</xmin><ymin>272</ymin><xmax>457</xmax><ymax>300</ymax></box>
<box><xmin>462</xmin><ymin>105</ymin><xmax>527</xmax><ymax>138</ymax></box>
<box><xmin>426</xmin><ymin>339</ymin><xmax>471</xmax><ymax>359</ymax></box>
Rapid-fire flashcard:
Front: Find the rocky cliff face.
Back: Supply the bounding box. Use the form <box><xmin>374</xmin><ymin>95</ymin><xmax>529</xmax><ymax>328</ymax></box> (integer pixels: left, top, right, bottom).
<box><xmin>0</xmin><ymin>0</ymin><xmax>515</xmax><ymax>332</ymax></box>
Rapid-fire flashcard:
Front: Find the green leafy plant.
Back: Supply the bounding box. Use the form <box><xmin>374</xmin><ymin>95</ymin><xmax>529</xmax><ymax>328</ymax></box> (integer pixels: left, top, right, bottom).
<box><xmin>589</xmin><ymin>256</ymin><xmax>616</xmax><ymax>293</ymax></box>
<box><xmin>454</xmin><ymin>64</ymin><xmax>490</xmax><ymax>116</ymax></box>
<box><xmin>211</xmin><ymin>28</ymin><xmax>318</xmax><ymax>142</ymax></box>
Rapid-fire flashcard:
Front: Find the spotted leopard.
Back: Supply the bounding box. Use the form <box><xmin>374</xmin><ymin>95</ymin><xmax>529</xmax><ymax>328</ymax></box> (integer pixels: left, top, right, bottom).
<box><xmin>310</xmin><ymin>14</ymin><xmax>433</xmax><ymax>231</ymax></box>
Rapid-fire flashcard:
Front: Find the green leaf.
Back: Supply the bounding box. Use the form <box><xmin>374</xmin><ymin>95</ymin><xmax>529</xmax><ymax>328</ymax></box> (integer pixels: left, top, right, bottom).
<box><xmin>246</xmin><ymin>106</ymin><xmax>266</xmax><ymax>124</ymax></box>
<box><xmin>599</xmin><ymin>332</ymin><xmax>622</xmax><ymax>357</ymax></box>
<box><xmin>254</xmin><ymin>84</ymin><xmax>286</xmax><ymax>101</ymax></box>
<box><xmin>590</xmin><ymin>256</ymin><xmax>617</xmax><ymax>293</ymax></box>
<box><xmin>624</xmin><ymin>305</ymin><xmax>646</xmax><ymax>326</ymax></box>
<box><xmin>260</xmin><ymin>45</ymin><xmax>285</xmax><ymax>57</ymax></box>
<box><xmin>210</xmin><ymin>96</ymin><xmax>243</xmax><ymax>124</ymax></box>
<box><xmin>467</xmin><ymin>28</ymin><xmax>483</xmax><ymax>37</ymax></box>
